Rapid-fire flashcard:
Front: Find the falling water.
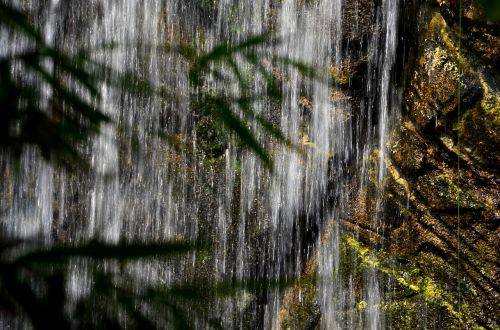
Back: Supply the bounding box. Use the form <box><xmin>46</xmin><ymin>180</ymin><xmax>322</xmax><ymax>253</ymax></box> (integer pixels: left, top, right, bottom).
<box><xmin>1</xmin><ymin>0</ymin><xmax>402</xmax><ymax>328</ymax></box>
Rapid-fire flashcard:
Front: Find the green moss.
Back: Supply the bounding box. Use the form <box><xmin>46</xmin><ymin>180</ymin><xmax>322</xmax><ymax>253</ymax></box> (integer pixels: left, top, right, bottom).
<box><xmin>344</xmin><ymin>235</ymin><xmax>487</xmax><ymax>329</ymax></box>
<box><xmin>357</xmin><ymin>300</ymin><xmax>368</xmax><ymax>311</ymax></box>
<box><xmin>195</xmin><ymin>115</ymin><xmax>226</xmax><ymax>159</ymax></box>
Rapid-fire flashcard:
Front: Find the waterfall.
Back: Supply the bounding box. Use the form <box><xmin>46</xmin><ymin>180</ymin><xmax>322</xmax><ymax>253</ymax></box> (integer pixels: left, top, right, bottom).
<box><xmin>0</xmin><ymin>0</ymin><xmax>402</xmax><ymax>328</ymax></box>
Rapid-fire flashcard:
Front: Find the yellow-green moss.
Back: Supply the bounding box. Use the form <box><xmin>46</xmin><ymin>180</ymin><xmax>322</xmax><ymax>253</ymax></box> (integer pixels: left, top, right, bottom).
<box><xmin>344</xmin><ymin>235</ymin><xmax>488</xmax><ymax>328</ymax></box>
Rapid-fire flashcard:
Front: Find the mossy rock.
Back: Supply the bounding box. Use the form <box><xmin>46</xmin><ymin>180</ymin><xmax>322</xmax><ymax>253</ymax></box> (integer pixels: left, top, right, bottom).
<box><xmin>415</xmin><ymin>170</ymin><xmax>482</xmax><ymax>211</ymax></box>
<box><xmin>404</xmin><ymin>12</ymin><xmax>483</xmax><ymax>130</ymax></box>
<box><xmin>457</xmin><ymin>87</ymin><xmax>500</xmax><ymax>173</ymax></box>
<box><xmin>390</xmin><ymin>122</ymin><xmax>426</xmax><ymax>176</ymax></box>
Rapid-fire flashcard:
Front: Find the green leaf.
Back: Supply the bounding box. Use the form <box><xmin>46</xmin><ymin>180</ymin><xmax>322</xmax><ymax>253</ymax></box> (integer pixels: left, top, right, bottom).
<box><xmin>0</xmin><ymin>3</ymin><xmax>43</xmax><ymax>42</ymax></box>
<box><xmin>16</xmin><ymin>240</ymin><xmax>195</xmax><ymax>264</ymax></box>
<box><xmin>209</xmin><ymin>96</ymin><xmax>272</xmax><ymax>169</ymax></box>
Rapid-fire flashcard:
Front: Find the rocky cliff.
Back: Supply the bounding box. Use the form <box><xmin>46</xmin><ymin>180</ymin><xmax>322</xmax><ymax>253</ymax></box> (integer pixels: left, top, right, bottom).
<box><xmin>280</xmin><ymin>0</ymin><xmax>499</xmax><ymax>328</ymax></box>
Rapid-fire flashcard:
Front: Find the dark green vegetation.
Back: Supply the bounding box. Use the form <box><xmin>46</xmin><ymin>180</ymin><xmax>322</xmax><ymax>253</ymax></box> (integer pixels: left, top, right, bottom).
<box><xmin>0</xmin><ymin>2</ymin><xmax>311</xmax><ymax>170</ymax></box>
<box><xmin>0</xmin><ymin>240</ymin><xmax>193</xmax><ymax>328</ymax></box>
<box><xmin>0</xmin><ymin>2</ymin><xmax>110</xmax><ymax>168</ymax></box>
<box><xmin>179</xmin><ymin>33</ymin><xmax>314</xmax><ymax>169</ymax></box>
<box><xmin>0</xmin><ymin>238</ymin><xmax>293</xmax><ymax>328</ymax></box>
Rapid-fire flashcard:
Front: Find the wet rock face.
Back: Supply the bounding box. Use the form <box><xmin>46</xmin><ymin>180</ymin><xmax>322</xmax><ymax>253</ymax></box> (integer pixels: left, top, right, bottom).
<box><xmin>390</xmin><ymin>124</ymin><xmax>426</xmax><ymax>176</ymax></box>
<box><xmin>278</xmin><ymin>0</ymin><xmax>499</xmax><ymax>327</ymax></box>
<box><xmin>402</xmin><ymin>10</ymin><xmax>499</xmax><ymax>173</ymax></box>
<box><xmin>342</xmin><ymin>0</ymin><xmax>375</xmax><ymax>41</ymax></box>
<box><xmin>384</xmin><ymin>0</ymin><xmax>499</xmax><ymax>327</ymax></box>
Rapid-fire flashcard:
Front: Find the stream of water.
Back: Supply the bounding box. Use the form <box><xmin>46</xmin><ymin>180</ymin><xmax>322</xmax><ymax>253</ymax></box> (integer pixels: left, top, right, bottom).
<box><xmin>1</xmin><ymin>0</ymin><xmax>401</xmax><ymax>328</ymax></box>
